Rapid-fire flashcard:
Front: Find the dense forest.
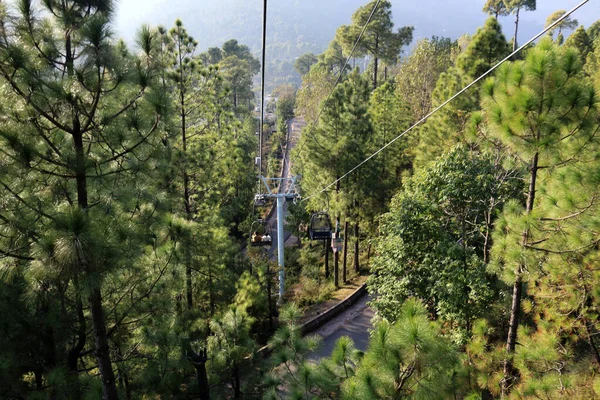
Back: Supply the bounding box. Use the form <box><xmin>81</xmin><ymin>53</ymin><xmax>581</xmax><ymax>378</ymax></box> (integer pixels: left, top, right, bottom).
<box><xmin>1</xmin><ymin>0</ymin><xmax>600</xmax><ymax>399</ymax></box>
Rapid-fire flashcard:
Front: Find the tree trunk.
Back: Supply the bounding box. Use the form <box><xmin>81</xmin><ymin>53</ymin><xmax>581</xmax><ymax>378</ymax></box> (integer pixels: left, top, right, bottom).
<box><xmin>267</xmin><ymin>262</ymin><xmax>274</xmax><ymax>331</ymax></box>
<box><xmin>343</xmin><ymin>220</ymin><xmax>349</xmax><ymax>283</ymax></box>
<box><xmin>373</xmin><ymin>34</ymin><xmax>379</xmax><ymax>89</ymax></box>
<box><xmin>324</xmin><ymin>239</ymin><xmax>330</xmax><ymax>279</ymax></box>
<box><xmin>334</xmin><ymin>215</ymin><xmax>340</xmax><ymax>288</ymax></box>
<box><xmin>67</xmin><ymin>287</ymin><xmax>86</xmax><ymax>397</ymax></box>
<box><xmin>90</xmin><ymin>287</ymin><xmax>119</xmax><ymax>399</ymax></box>
<box><xmin>353</xmin><ymin>221</ymin><xmax>360</xmax><ymax>273</ymax></box>
<box><xmin>188</xmin><ymin>348</ymin><xmax>210</xmax><ymax>400</ymax></box>
<box><xmin>182</xmin><ymin>84</ymin><xmax>194</xmax><ymax>311</ymax></box>
<box><xmin>502</xmin><ymin>152</ymin><xmax>538</xmax><ymax>397</ymax></box>
<box><xmin>74</xmin><ymin>121</ymin><xmax>118</xmax><ymax>399</ymax></box>
<box><xmin>512</xmin><ymin>7</ymin><xmax>520</xmax><ymax>52</ymax></box>
<box><xmin>233</xmin><ymin>365</ymin><xmax>242</xmax><ymax>399</ymax></box>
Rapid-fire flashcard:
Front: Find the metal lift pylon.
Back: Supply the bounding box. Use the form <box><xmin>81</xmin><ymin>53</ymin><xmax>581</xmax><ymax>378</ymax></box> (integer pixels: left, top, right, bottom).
<box><xmin>258</xmin><ymin>175</ymin><xmax>300</xmax><ymax>303</ymax></box>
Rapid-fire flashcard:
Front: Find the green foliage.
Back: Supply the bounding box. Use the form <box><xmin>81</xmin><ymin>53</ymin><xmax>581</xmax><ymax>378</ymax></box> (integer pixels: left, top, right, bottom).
<box><xmin>414</xmin><ymin>18</ymin><xmax>509</xmax><ymax>169</ymax></box>
<box><xmin>482</xmin><ymin>0</ymin><xmax>509</xmax><ymax>18</ymax></box>
<box><xmin>369</xmin><ymin>146</ymin><xmax>518</xmax><ymax>339</ymax></box>
<box><xmin>342</xmin><ymin>299</ymin><xmax>462</xmax><ymax>399</ymax></box>
<box><xmin>545</xmin><ymin>9</ymin><xmax>579</xmax><ymax>38</ymax></box>
<box><xmin>480</xmin><ymin>38</ymin><xmax>600</xmax><ymax>397</ymax></box>
<box><xmin>263</xmin><ymin>303</ymin><xmax>326</xmax><ymax>399</ymax></box>
<box><xmin>565</xmin><ymin>26</ymin><xmax>593</xmax><ymax>63</ymax></box>
<box><xmin>395</xmin><ymin>36</ymin><xmax>457</xmax><ymax>121</ymax></box>
<box><xmin>295</xmin><ymin>52</ymin><xmax>318</xmax><ymax>76</ymax></box>
<box><xmin>336</xmin><ymin>0</ymin><xmax>413</xmax><ymax>88</ymax></box>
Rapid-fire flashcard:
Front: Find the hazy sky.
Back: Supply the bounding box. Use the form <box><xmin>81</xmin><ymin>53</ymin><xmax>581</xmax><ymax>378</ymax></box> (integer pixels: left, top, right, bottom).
<box><xmin>112</xmin><ymin>0</ymin><xmax>599</xmax><ymax>51</ymax></box>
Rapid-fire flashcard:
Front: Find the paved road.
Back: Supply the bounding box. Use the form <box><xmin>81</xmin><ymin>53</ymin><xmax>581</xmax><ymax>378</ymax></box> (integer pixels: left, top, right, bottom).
<box><xmin>267</xmin><ymin>116</ymin><xmax>375</xmax><ymax>360</ymax></box>
<box><xmin>266</xmin><ymin>117</ymin><xmax>304</xmax><ymax>260</ymax></box>
<box><xmin>308</xmin><ymin>294</ymin><xmax>374</xmax><ymax>360</ymax></box>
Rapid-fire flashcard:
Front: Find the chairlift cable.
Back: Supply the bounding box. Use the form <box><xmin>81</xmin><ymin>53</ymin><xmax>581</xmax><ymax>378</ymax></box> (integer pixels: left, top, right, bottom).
<box><xmin>258</xmin><ymin>0</ymin><xmax>268</xmax><ymax>184</ymax></box>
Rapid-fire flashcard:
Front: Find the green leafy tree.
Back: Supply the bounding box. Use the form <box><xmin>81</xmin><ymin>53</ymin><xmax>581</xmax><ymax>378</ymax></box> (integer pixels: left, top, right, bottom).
<box><xmin>395</xmin><ymin>36</ymin><xmax>457</xmax><ymax>121</ymax></box>
<box><xmin>337</xmin><ymin>0</ymin><xmax>413</xmax><ymax>89</ymax></box>
<box><xmin>545</xmin><ymin>10</ymin><xmax>579</xmax><ymax>45</ymax></box>
<box><xmin>587</xmin><ymin>20</ymin><xmax>600</xmax><ymax>44</ymax></box>
<box><xmin>369</xmin><ymin>146</ymin><xmax>517</xmax><ymax>339</ymax></box>
<box><xmin>294</xmin><ymin>52</ymin><xmax>318</xmax><ymax>76</ymax></box>
<box><xmin>217</xmin><ymin>39</ymin><xmax>260</xmax><ymax>111</ymax></box>
<box><xmin>483</xmin><ymin>0</ymin><xmax>509</xmax><ymax>19</ymax></box>
<box><xmin>316</xmin><ymin>36</ymin><xmax>351</xmax><ymax>77</ymax></box>
<box><xmin>565</xmin><ymin>26</ymin><xmax>593</xmax><ymax>62</ymax></box>
<box><xmin>295</xmin><ymin>67</ymin><xmax>335</xmax><ymax>123</ymax></box>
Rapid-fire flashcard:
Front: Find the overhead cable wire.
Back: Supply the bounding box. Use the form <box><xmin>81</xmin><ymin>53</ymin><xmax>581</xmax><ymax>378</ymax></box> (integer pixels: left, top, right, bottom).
<box><xmin>258</xmin><ymin>0</ymin><xmax>268</xmax><ymax>183</ymax></box>
<box><xmin>301</xmin><ymin>0</ymin><xmax>589</xmax><ymax>203</ymax></box>
<box><xmin>296</xmin><ymin>0</ymin><xmax>382</xmax><ymax>156</ymax></box>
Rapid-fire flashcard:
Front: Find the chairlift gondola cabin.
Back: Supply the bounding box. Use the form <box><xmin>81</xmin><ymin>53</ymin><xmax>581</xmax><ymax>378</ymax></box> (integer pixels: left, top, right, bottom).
<box><xmin>250</xmin><ymin>219</ymin><xmax>273</xmax><ymax>247</ymax></box>
<box><xmin>309</xmin><ymin>212</ymin><xmax>332</xmax><ymax>240</ymax></box>
<box><xmin>254</xmin><ymin>193</ymin><xmax>266</xmax><ymax>207</ymax></box>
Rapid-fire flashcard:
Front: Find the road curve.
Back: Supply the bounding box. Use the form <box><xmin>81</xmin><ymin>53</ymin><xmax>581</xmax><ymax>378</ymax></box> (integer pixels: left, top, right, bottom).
<box><xmin>308</xmin><ymin>294</ymin><xmax>374</xmax><ymax>360</ymax></box>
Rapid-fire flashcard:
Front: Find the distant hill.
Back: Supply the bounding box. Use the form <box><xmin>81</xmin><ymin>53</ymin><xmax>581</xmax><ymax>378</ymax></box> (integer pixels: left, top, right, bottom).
<box><xmin>113</xmin><ymin>0</ymin><xmax>597</xmax><ymax>90</ymax></box>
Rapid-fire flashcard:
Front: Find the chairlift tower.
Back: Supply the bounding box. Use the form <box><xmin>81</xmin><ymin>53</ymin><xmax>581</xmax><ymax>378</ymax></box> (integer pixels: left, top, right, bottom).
<box><xmin>258</xmin><ymin>175</ymin><xmax>300</xmax><ymax>302</ymax></box>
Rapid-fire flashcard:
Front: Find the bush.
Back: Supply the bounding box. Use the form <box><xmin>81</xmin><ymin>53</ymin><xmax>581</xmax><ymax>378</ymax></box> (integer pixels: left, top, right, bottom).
<box><xmin>293</xmin><ymin>277</ymin><xmax>335</xmax><ymax>307</ymax></box>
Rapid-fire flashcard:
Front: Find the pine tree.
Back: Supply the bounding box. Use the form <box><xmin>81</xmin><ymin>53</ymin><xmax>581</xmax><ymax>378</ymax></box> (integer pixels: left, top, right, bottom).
<box><xmin>415</xmin><ymin>18</ymin><xmax>509</xmax><ymax>169</ymax></box>
<box><xmin>482</xmin><ymin>0</ymin><xmax>509</xmax><ymax>19</ymax></box>
<box><xmin>545</xmin><ymin>10</ymin><xmax>579</xmax><ymax>43</ymax></box>
<box><xmin>337</xmin><ymin>0</ymin><xmax>413</xmax><ymax>89</ymax></box>
<box><xmin>342</xmin><ymin>299</ymin><xmax>462</xmax><ymax>399</ymax></box>
<box><xmin>0</xmin><ymin>0</ymin><xmax>168</xmax><ymax>396</ymax></box>
<box><xmin>480</xmin><ymin>38</ymin><xmax>600</xmax><ymax>397</ymax></box>
<box><xmin>297</xmin><ymin>70</ymin><xmax>372</xmax><ymax>287</ymax></box>
<box><xmin>395</xmin><ymin>36</ymin><xmax>457</xmax><ymax>121</ymax></box>
<box><xmin>565</xmin><ymin>26</ymin><xmax>593</xmax><ymax>63</ymax></box>
<box><xmin>505</xmin><ymin>0</ymin><xmax>536</xmax><ymax>51</ymax></box>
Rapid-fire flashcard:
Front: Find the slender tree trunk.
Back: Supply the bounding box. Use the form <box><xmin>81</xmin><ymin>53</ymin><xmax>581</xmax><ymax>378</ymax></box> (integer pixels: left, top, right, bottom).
<box><xmin>181</xmin><ymin>83</ymin><xmax>194</xmax><ymax>311</ymax></box>
<box><xmin>502</xmin><ymin>152</ymin><xmax>538</xmax><ymax>398</ymax></box>
<box><xmin>343</xmin><ymin>220</ymin><xmax>349</xmax><ymax>283</ymax></box>
<box><xmin>483</xmin><ymin>211</ymin><xmax>492</xmax><ymax>264</ymax></box>
<box><xmin>267</xmin><ymin>262</ymin><xmax>274</xmax><ymax>331</ymax></box>
<box><xmin>90</xmin><ymin>287</ymin><xmax>119</xmax><ymax>399</ymax></box>
<box><xmin>333</xmin><ymin>215</ymin><xmax>340</xmax><ymax>288</ymax></box>
<box><xmin>373</xmin><ymin>34</ymin><xmax>379</xmax><ymax>89</ymax></box>
<box><xmin>188</xmin><ymin>349</ymin><xmax>210</xmax><ymax>400</ymax></box>
<box><xmin>353</xmin><ymin>221</ymin><xmax>360</xmax><ymax>273</ymax></box>
<box><xmin>324</xmin><ymin>239</ymin><xmax>330</xmax><ymax>279</ymax></box>
<box><xmin>74</xmin><ymin>121</ymin><xmax>118</xmax><ymax>399</ymax></box>
<box><xmin>512</xmin><ymin>7</ymin><xmax>520</xmax><ymax>52</ymax></box>
<box><xmin>67</xmin><ymin>286</ymin><xmax>86</xmax><ymax>397</ymax></box>
<box><xmin>233</xmin><ymin>365</ymin><xmax>242</xmax><ymax>399</ymax></box>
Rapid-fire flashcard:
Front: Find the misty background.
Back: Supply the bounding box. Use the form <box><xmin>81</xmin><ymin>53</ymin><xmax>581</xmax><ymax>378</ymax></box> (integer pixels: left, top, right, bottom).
<box><xmin>112</xmin><ymin>0</ymin><xmax>599</xmax><ymax>87</ymax></box>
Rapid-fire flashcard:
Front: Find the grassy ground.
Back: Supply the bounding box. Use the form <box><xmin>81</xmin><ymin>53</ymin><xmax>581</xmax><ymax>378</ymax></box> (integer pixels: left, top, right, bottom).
<box><xmin>298</xmin><ymin>274</ymin><xmax>369</xmax><ymax>325</ymax></box>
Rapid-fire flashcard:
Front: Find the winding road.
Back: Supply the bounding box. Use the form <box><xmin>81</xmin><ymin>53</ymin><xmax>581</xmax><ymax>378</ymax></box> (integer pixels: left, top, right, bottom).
<box><xmin>272</xmin><ymin>116</ymin><xmax>375</xmax><ymax>359</ymax></box>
